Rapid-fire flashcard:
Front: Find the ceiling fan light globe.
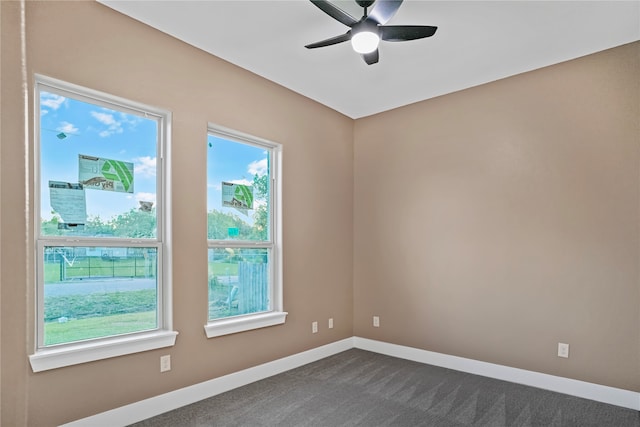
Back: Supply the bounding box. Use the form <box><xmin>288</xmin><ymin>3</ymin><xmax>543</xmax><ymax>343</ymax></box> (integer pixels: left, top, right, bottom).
<box><xmin>351</xmin><ymin>31</ymin><xmax>380</xmax><ymax>54</ymax></box>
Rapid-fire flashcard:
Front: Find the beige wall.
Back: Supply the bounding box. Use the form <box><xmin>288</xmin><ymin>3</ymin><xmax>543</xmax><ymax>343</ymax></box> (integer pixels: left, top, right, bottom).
<box><xmin>1</xmin><ymin>2</ymin><xmax>353</xmax><ymax>426</ymax></box>
<box><xmin>2</xmin><ymin>1</ymin><xmax>639</xmax><ymax>426</ymax></box>
<box><xmin>354</xmin><ymin>42</ymin><xmax>640</xmax><ymax>392</ymax></box>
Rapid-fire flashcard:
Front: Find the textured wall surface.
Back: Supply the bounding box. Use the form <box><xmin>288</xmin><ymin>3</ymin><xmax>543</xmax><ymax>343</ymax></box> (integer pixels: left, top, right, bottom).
<box><xmin>354</xmin><ymin>41</ymin><xmax>640</xmax><ymax>392</ymax></box>
<box><xmin>1</xmin><ymin>2</ymin><xmax>353</xmax><ymax>426</ymax></box>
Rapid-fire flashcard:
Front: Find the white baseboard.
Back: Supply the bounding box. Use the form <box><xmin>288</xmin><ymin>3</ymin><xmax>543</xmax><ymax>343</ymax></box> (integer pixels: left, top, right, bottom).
<box><xmin>59</xmin><ymin>338</ymin><xmax>354</xmax><ymax>427</ymax></box>
<box><xmin>353</xmin><ymin>337</ymin><xmax>640</xmax><ymax>411</ymax></box>
<box><xmin>61</xmin><ymin>336</ymin><xmax>639</xmax><ymax>426</ymax></box>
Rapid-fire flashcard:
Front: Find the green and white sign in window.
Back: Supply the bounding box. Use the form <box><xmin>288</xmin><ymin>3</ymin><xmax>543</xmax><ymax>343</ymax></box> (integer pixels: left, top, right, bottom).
<box><xmin>79</xmin><ymin>154</ymin><xmax>134</xmax><ymax>193</ymax></box>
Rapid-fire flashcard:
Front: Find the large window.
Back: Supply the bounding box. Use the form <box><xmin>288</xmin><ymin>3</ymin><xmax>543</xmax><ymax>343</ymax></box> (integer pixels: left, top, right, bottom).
<box><xmin>205</xmin><ymin>125</ymin><xmax>285</xmax><ymax>338</ymax></box>
<box><xmin>29</xmin><ymin>75</ymin><xmax>176</xmax><ymax>372</ymax></box>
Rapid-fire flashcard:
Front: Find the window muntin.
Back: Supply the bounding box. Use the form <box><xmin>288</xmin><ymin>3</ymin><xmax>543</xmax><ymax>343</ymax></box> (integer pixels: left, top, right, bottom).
<box><xmin>33</xmin><ymin>75</ymin><xmax>173</xmax><ymax>364</ymax></box>
<box><xmin>206</xmin><ymin>126</ymin><xmax>284</xmax><ymax>332</ymax></box>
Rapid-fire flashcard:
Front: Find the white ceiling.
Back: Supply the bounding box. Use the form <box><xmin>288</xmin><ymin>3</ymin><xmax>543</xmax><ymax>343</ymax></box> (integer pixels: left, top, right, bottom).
<box><xmin>100</xmin><ymin>0</ymin><xmax>639</xmax><ymax>119</ymax></box>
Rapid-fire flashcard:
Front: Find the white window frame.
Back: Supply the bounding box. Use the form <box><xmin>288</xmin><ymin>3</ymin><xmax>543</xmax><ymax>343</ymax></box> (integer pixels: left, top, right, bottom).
<box><xmin>29</xmin><ymin>75</ymin><xmax>177</xmax><ymax>372</ymax></box>
<box><xmin>204</xmin><ymin>124</ymin><xmax>286</xmax><ymax>338</ymax></box>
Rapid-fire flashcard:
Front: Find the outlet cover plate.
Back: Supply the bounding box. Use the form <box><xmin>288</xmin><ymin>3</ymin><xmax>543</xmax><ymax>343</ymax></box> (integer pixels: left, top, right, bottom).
<box><xmin>558</xmin><ymin>343</ymin><xmax>569</xmax><ymax>358</ymax></box>
<box><xmin>160</xmin><ymin>355</ymin><xmax>171</xmax><ymax>372</ymax></box>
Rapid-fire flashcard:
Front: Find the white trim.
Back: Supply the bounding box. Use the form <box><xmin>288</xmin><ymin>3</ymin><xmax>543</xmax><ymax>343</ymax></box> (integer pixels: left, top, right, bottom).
<box><xmin>272</xmin><ymin>144</ymin><xmax>283</xmax><ymax>314</ymax></box>
<box><xmin>353</xmin><ymin>337</ymin><xmax>640</xmax><ymax>411</ymax></box>
<box><xmin>207</xmin><ymin>123</ymin><xmax>276</xmax><ymax>149</ymax></box>
<box><xmin>204</xmin><ymin>311</ymin><xmax>288</xmax><ymax>338</ymax></box>
<box><xmin>35</xmin><ymin>74</ymin><xmax>168</xmax><ymax>119</ymax></box>
<box><xmin>33</xmin><ymin>74</ymin><xmax>175</xmax><ymax>368</ymax></box>
<box><xmin>59</xmin><ymin>338</ymin><xmax>354</xmax><ymax>427</ymax></box>
<box><xmin>205</xmin><ymin>124</ymin><xmax>284</xmax><ymax>334</ymax></box>
<box><xmin>59</xmin><ymin>337</ymin><xmax>640</xmax><ymax>426</ymax></box>
<box><xmin>30</xmin><ymin>330</ymin><xmax>178</xmax><ymax>373</ymax></box>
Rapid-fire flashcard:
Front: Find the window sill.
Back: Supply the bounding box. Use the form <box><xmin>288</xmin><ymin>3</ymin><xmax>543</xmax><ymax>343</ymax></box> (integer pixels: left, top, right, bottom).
<box><xmin>29</xmin><ymin>330</ymin><xmax>178</xmax><ymax>372</ymax></box>
<box><xmin>204</xmin><ymin>311</ymin><xmax>288</xmax><ymax>338</ymax></box>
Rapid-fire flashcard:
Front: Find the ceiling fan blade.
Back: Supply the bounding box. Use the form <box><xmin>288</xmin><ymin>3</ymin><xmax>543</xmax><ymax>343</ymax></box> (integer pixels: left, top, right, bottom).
<box><xmin>309</xmin><ymin>0</ymin><xmax>358</xmax><ymax>27</ymax></box>
<box><xmin>362</xmin><ymin>49</ymin><xmax>379</xmax><ymax>65</ymax></box>
<box><xmin>380</xmin><ymin>25</ymin><xmax>438</xmax><ymax>41</ymax></box>
<box><xmin>305</xmin><ymin>32</ymin><xmax>352</xmax><ymax>49</ymax></box>
<box><xmin>368</xmin><ymin>0</ymin><xmax>403</xmax><ymax>24</ymax></box>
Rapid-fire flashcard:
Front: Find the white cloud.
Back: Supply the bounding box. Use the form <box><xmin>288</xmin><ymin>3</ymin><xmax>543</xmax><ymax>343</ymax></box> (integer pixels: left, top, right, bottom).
<box><xmin>91</xmin><ymin>111</ymin><xmax>123</xmax><ymax>137</ymax></box>
<box><xmin>134</xmin><ymin>156</ymin><xmax>156</xmax><ymax>177</ymax></box>
<box><xmin>91</xmin><ymin>111</ymin><xmax>117</xmax><ymax>125</ymax></box>
<box><xmin>248</xmin><ymin>158</ymin><xmax>268</xmax><ymax>176</ymax></box>
<box><xmin>119</xmin><ymin>112</ymin><xmax>142</xmax><ymax>127</ymax></box>
<box><xmin>57</xmin><ymin>121</ymin><xmax>78</xmax><ymax>134</ymax></box>
<box><xmin>41</xmin><ymin>94</ymin><xmax>66</xmax><ymax>110</ymax></box>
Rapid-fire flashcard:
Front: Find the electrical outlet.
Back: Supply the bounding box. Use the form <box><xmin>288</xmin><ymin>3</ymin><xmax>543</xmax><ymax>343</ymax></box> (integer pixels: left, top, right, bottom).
<box><xmin>373</xmin><ymin>316</ymin><xmax>380</xmax><ymax>327</ymax></box>
<box><xmin>558</xmin><ymin>343</ymin><xmax>569</xmax><ymax>358</ymax></box>
<box><xmin>160</xmin><ymin>355</ymin><xmax>171</xmax><ymax>372</ymax></box>
<box><xmin>312</xmin><ymin>321</ymin><xmax>318</xmax><ymax>333</ymax></box>
<box><xmin>328</xmin><ymin>318</ymin><xmax>334</xmax><ymax>329</ymax></box>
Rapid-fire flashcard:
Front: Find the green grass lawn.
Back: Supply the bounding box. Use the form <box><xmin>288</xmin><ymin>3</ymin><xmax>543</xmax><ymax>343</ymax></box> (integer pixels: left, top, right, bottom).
<box><xmin>208</xmin><ymin>262</ymin><xmax>238</xmax><ymax>276</ymax></box>
<box><xmin>44</xmin><ymin>311</ymin><xmax>156</xmax><ymax>346</ymax></box>
<box><xmin>45</xmin><ymin>289</ymin><xmax>156</xmax><ymax>321</ymax></box>
<box><xmin>40</xmin><ymin>260</ymin><xmax>240</xmax><ymax>346</ymax></box>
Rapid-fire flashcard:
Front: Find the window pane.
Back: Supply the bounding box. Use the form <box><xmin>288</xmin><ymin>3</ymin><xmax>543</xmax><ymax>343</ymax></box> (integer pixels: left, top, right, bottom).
<box><xmin>207</xmin><ymin>135</ymin><xmax>270</xmax><ymax>241</ymax></box>
<box><xmin>39</xmin><ymin>90</ymin><xmax>158</xmax><ymax>238</ymax></box>
<box><xmin>208</xmin><ymin>248</ymin><xmax>270</xmax><ymax>320</ymax></box>
<box><xmin>43</xmin><ymin>246</ymin><xmax>157</xmax><ymax>346</ymax></box>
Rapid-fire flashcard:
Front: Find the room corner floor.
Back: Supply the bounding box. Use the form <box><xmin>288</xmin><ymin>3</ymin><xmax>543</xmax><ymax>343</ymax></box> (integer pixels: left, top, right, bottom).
<box><xmin>130</xmin><ymin>349</ymin><xmax>640</xmax><ymax>426</ymax></box>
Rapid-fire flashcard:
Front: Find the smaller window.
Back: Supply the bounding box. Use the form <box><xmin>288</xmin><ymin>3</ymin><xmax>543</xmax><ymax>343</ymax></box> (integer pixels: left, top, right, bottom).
<box><xmin>205</xmin><ymin>125</ymin><xmax>285</xmax><ymax>338</ymax></box>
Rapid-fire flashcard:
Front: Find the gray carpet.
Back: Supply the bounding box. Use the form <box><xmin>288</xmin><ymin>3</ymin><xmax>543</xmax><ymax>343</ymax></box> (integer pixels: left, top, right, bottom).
<box><xmin>130</xmin><ymin>349</ymin><xmax>640</xmax><ymax>426</ymax></box>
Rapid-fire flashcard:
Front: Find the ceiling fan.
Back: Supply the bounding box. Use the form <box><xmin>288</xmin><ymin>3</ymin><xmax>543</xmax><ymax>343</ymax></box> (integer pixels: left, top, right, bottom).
<box><xmin>305</xmin><ymin>0</ymin><xmax>438</xmax><ymax>65</ymax></box>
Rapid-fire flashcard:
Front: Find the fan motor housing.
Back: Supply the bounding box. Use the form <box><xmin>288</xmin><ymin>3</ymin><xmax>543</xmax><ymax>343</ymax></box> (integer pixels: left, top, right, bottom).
<box><xmin>355</xmin><ymin>0</ymin><xmax>375</xmax><ymax>9</ymax></box>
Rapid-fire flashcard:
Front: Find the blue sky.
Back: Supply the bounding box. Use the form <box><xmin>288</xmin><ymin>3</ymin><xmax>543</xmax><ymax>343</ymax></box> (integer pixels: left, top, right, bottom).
<box><xmin>40</xmin><ymin>91</ymin><xmax>157</xmax><ymax>221</ymax></box>
<box><xmin>40</xmin><ymin>90</ymin><xmax>267</xmax><ymax>224</ymax></box>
